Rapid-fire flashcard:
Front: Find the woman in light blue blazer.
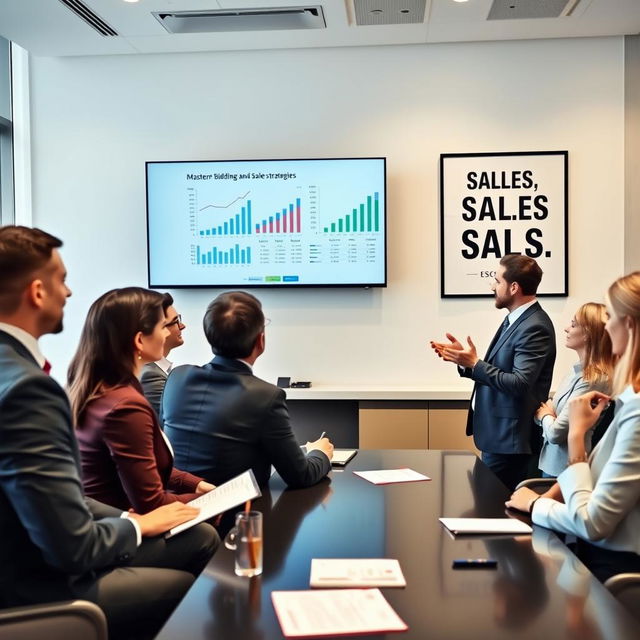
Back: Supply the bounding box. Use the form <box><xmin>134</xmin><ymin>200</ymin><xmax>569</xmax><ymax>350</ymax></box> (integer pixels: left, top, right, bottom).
<box><xmin>535</xmin><ymin>302</ymin><xmax>614</xmax><ymax>477</ymax></box>
<box><xmin>507</xmin><ymin>272</ymin><xmax>640</xmax><ymax>582</ymax></box>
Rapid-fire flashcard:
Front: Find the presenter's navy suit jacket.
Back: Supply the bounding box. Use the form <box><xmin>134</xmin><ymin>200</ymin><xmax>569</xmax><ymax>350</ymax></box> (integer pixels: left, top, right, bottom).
<box><xmin>163</xmin><ymin>355</ymin><xmax>330</xmax><ymax>488</ymax></box>
<box><xmin>460</xmin><ymin>302</ymin><xmax>556</xmax><ymax>455</ymax></box>
<box><xmin>0</xmin><ymin>330</ymin><xmax>136</xmax><ymax>606</ymax></box>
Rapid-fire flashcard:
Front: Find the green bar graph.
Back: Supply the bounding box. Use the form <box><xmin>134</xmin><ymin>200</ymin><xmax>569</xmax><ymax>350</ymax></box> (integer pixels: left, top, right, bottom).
<box><xmin>323</xmin><ymin>193</ymin><xmax>381</xmax><ymax>234</ymax></box>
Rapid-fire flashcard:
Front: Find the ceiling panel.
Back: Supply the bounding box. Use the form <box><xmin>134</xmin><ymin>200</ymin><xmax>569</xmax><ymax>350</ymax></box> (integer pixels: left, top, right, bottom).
<box><xmin>0</xmin><ymin>0</ymin><xmax>638</xmax><ymax>57</ymax></box>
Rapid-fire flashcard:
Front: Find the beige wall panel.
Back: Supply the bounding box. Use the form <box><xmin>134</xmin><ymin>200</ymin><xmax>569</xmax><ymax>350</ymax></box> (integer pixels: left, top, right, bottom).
<box><xmin>359</xmin><ymin>408</ymin><xmax>428</xmax><ymax>449</ymax></box>
<box><xmin>428</xmin><ymin>408</ymin><xmax>479</xmax><ymax>455</ymax></box>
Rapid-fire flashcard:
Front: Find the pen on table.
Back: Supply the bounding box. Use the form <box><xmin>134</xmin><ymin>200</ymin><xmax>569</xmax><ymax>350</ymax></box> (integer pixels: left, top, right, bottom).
<box><xmin>452</xmin><ymin>558</ymin><xmax>498</xmax><ymax>569</ymax></box>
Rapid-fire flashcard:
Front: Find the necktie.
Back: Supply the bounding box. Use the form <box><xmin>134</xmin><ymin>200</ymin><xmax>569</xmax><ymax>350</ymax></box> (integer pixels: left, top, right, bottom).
<box><xmin>486</xmin><ymin>316</ymin><xmax>510</xmax><ymax>356</ymax></box>
<box><xmin>42</xmin><ymin>359</ymin><xmax>52</xmax><ymax>375</ymax></box>
<box><xmin>473</xmin><ymin>315</ymin><xmax>511</xmax><ymax>412</ymax></box>
<box><xmin>497</xmin><ymin>315</ymin><xmax>510</xmax><ymax>339</ymax></box>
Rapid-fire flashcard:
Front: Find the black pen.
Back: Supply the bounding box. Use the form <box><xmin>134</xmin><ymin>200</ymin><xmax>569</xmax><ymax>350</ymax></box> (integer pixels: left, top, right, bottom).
<box><xmin>452</xmin><ymin>558</ymin><xmax>498</xmax><ymax>569</ymax></box>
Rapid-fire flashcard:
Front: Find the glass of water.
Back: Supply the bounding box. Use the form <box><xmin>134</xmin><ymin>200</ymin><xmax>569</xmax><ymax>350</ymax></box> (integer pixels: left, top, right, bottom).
<box><xmin>225</xmin><ymin>510</ymin><xmax>263</xmax><ymax>577</ymax></box>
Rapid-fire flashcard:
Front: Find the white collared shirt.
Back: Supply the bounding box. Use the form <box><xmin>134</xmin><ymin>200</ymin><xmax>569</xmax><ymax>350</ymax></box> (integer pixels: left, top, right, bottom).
<box><xmin>0</xmin><ymin>322</ymin><xmax>46</xmax><ymax>368</ymax></box>
<box><xmin>154</xmin><ymin>357</ymin><xmax>173</xmax><ymax>375</ymax></box>
<box><xmin>505</xmin><ymin>298</ymin><xmax>537</xmax><ymax>330</ymax></box>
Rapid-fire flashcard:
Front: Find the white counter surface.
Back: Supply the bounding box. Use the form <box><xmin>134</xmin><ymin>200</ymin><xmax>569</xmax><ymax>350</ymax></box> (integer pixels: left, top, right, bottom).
<box><xmin>282</xmin><ymin>386</ymin><xmax>470</xmax><ymax>401</ymax></box>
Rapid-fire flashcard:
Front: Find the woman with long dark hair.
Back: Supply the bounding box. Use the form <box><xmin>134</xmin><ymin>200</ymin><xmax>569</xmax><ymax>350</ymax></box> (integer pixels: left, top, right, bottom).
<box><xmin>68</xmin><ymin>287</ymin><xmax>213</xmax><ymax>513</ymax></box>
<box><xmin>508</xmin><ymin>272</ymin><xmax>640</xmax><ymax>582</ymax></box>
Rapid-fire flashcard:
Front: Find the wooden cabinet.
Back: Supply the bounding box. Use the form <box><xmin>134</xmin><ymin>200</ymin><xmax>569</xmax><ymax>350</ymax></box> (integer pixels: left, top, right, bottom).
<box><xmin>358</xmin><ymin>400</ymin><xmax>477</xmax><ymax>453</ymax></box>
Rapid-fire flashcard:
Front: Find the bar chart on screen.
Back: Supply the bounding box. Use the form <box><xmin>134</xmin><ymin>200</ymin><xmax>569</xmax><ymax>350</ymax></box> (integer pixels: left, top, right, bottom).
<box><xmin>147</xmin><ymin>158</ymin><xmax>386</xmax><ymax>287</ymax></box>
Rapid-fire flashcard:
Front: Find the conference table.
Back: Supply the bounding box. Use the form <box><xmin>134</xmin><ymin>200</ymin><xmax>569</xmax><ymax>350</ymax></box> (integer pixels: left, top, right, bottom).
<box><xmin>157</xmin><ymin>450</ymin><xmax>639</xmax><ymax>639</ymax></box>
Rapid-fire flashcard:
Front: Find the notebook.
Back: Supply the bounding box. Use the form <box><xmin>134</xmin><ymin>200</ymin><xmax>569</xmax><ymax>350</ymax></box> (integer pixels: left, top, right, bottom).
<box><xmin>331</xmin><ymin>449</ymin><xmax>357</xmax><ymax>466</ymax></box>
<box><xmin>438</xmin><ymin>517</ymin><xmax>532</xmax><ymax>535</ymax></box>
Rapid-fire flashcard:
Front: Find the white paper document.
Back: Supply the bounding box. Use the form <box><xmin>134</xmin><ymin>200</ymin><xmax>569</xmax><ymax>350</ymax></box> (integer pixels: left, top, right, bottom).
<box><xmin>271</xmin><ymin>588</ymin><xmax>408</xmax><ymax>638</ymax></box>
<box><xmin>439</xmin><ymin>517</ymin><xmax>532</xmax><ymax>535</ymax></box>
<box><xmin>310</xmin><ymin>558</ymin><xmax>406</xmax><ymax>588</ymax></box>
<box><xmin>353</xmin><ymin>468</ymin><xmax>431</xmax><ymax>485</ymax></box>
<box><xmin>166</xmin><ymin>469</ymin><xmax>261</xmax><ymax>538</ymax></box>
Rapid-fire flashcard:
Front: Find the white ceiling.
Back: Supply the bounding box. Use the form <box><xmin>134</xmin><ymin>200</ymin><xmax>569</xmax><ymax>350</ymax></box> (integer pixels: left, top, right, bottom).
<box><xmin>0</xmin><ymin>0</ymin><xmax>639</xmax><ymax>57</ymax></box>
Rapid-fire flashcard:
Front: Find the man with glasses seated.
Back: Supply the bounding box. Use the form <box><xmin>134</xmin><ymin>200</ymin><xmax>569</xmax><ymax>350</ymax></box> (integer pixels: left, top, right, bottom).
<box><xmin>162</xmin><ymin>291</ymin><xmax>333</xmax><ymax>488</ymax></box>
<box><xmin>141</xmin><ymin>293</ymin><xmax>186</xmax><ymax>419</ymax></box>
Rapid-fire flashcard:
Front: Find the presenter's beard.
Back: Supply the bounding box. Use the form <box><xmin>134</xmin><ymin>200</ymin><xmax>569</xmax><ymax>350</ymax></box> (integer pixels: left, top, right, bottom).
<box><xmin>494</xmin><ymin>292</ymin><xmax>513</xmax><ymax>310</ymax></box>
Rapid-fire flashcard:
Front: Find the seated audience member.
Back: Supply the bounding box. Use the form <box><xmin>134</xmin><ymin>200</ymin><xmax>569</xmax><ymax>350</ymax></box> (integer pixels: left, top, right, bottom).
<box><xmin>507</xmin><ymin>272</ymin><xmax>640</xmax><ymax>583</ymax></box>
<box><xmin>140</xmin><ymin>292</ymin><xmax>185</xmax><ymax>418</ymax></box>
<box><xmin>0</xmin><ymin>226</ymin><xmax>218</xmax><ymax>638</ymax></box>
<box><xmin>69</xmin><ymin>287</ymin><xmax>215</xmax><ymax>513</ymax></box>
<box><xmin>163</xmin><ymin>291</ymin><xmax>333</xmax><ymax>487</ymax></box>
<box><xmin>536</xmin><ymin>303</ymin><xmax>614</xmax><ymax>477</ymax></box>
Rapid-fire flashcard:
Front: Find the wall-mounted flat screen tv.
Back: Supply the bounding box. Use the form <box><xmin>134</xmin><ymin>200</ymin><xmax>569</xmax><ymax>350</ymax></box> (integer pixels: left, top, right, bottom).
<box><xmin>146</xmin><ymin>157</ymin><xmax>386</xmax><ymax>288</ymax></box>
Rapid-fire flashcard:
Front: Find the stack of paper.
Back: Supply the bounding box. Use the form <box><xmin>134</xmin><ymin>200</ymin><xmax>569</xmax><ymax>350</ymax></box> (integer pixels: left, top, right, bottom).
<box><xmin>439</xmin><ymin>517</ymin><xmax>532</xmax><ymax>535</ymax></box>
<box><xmin>166</xmin><ymin>469</ymin><xmax>261</xmax><ymax>538</ymax></box>
<box><xmin>310</xmin><ymin>558</ymin><xmax>406</xmax><ymax>588</ymax></box>
<box><xmin>353</xmin><ymin>468</ymin><xmax>431</xmax><ymax>485</ymax></box>
<box><xmin>272</xmin><ymin>588</ymin><xmax>408</xmax><ymax>638</ymax></box>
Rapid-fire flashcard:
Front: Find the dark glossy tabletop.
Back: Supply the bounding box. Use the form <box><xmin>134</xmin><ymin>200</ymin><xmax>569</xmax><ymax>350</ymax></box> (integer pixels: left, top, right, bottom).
<box><xmin>157</xmin><ymin>450</ymin><xmax>639</xmax><ymax>639</ymax></box>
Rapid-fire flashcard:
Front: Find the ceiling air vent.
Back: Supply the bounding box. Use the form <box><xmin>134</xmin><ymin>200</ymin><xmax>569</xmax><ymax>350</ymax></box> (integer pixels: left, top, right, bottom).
<box><xmin>57</xmin><ymin>0</ymin><xmax>118</xmax><ymax>36</ymax></box>
<box><xmin>154</xmin><ymin>6</ymin><xmax>326</xmax><ymax>34</ymax></box>
<box><xmin>353</xmin><ymin>0</ymin><xmax>426</xmax><ymax>26</ymax></box>
<box><xmin>488</xmin><ymin>0</ymin><xmax>582</xmax><ymax>21</ymax></box>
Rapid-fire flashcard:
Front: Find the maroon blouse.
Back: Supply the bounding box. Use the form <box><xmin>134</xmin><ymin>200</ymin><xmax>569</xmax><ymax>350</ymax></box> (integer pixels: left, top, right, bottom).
<box><xmin>76</xmin><ymin>379</ymin><xmax>203</xmax><ymax>513</ymax></box>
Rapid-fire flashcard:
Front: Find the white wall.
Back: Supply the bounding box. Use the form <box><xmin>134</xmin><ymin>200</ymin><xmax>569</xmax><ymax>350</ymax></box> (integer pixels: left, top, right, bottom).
<box><xmin>28</xmin><ymin>36</ymin><xmax>624</xmax><ymax>389</ymax></box>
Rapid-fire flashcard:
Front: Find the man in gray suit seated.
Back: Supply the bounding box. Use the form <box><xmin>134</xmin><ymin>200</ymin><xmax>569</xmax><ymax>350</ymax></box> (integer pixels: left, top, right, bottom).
<box><xmin>140</xmin><ymin>292</ymin><xmax>186</xmax><ymax>418</ymax></box>
<box><xmin>0</xmin><ymin>226</ymin><xmax>219</xmax><ymax>639</ymax></box>
<box><xmin>163</xmin><ymin>291</ymin><xmax>333</xmax><ymax>488</ymax></box>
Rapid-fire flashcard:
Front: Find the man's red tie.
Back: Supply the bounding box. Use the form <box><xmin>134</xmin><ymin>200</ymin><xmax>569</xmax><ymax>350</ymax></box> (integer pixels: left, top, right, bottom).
<box><xmin>42</xmin><ymin>360</ymin><xmax>52</xmax><ymax>375</ymax></box>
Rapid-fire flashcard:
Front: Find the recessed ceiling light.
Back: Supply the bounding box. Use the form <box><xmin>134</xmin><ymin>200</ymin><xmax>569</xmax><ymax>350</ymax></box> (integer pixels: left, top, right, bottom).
<box><xmin>452</xmin><ymin>0</ymin><xmax>469</xmax><ymax>4</ymax></box>
<box><xmin>122</xmin><ymin>0</ymin><xmax>140</xmax><ymax>4</ymax></box>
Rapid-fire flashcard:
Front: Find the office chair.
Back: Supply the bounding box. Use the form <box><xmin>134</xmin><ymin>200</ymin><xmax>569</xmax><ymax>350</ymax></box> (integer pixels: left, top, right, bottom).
<box><xmin>590</xmin><ymin>401</ymin><xmax>616</xmax><ymax>449</ymax></box>
<box><xmin>0</xmin><ymin>599</ymin><xmax>107</xmax><ymax>640</ymax></box>
<box><xmin>516</xmin><ymin>400</ymin><xmax>617</xmax><ymax>493</ymax></box>
<box><xmin>604</xmin><ymin>573</ymin><xmax>640</xmax><ymax>622</ymax></box>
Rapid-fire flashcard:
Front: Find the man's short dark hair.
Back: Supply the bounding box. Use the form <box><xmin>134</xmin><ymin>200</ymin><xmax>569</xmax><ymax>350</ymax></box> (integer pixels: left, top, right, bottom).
<box><xmin>500</xmin><ymin>254</ymin><xmax>542</xmax><ymax>296</ymax></box>
<box><xmin>0</xmin><ymin>226</ymin><xmax>62</xmax><ymax>314</ymax></box>
<box><xmin>161</xmin><ymin>292</ymin><xmax>174</xmax><ymax>314</ymax></box>
<box><xmin>203</xmin><ymin>291</ymin><xmax>264</xmax><ymax>359</ymax></box>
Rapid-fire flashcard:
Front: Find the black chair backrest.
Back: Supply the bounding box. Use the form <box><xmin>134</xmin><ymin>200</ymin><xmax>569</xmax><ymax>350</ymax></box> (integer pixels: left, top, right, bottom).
<box><xmin>591</xmin><ymin>401</ymin><xmax>616</xmax><ymax>449</ymax></box>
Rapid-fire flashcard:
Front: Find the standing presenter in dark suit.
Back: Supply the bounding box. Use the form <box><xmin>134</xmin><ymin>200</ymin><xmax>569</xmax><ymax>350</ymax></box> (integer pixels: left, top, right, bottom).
<box><xmin>0</xmin><ymin>226</ymin><xmax>218</xmax><ymax>639</ymax></box>
<box><xmin>163</xmin><ymin>291</ymin><xmax>333</xmax><ymax>488</ymax></box>
<box><xmin>432</xmin><ymin>254</ymin><xmax>556</xmax><ymax>489</ymax></box>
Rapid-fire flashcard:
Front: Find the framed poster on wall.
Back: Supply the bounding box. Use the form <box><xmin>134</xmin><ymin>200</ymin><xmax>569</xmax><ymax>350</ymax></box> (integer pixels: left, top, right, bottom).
<box><xmin>440</xmin><ymin>151</ymin><xmax>568</xmax><ymax>298</ymax></box>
